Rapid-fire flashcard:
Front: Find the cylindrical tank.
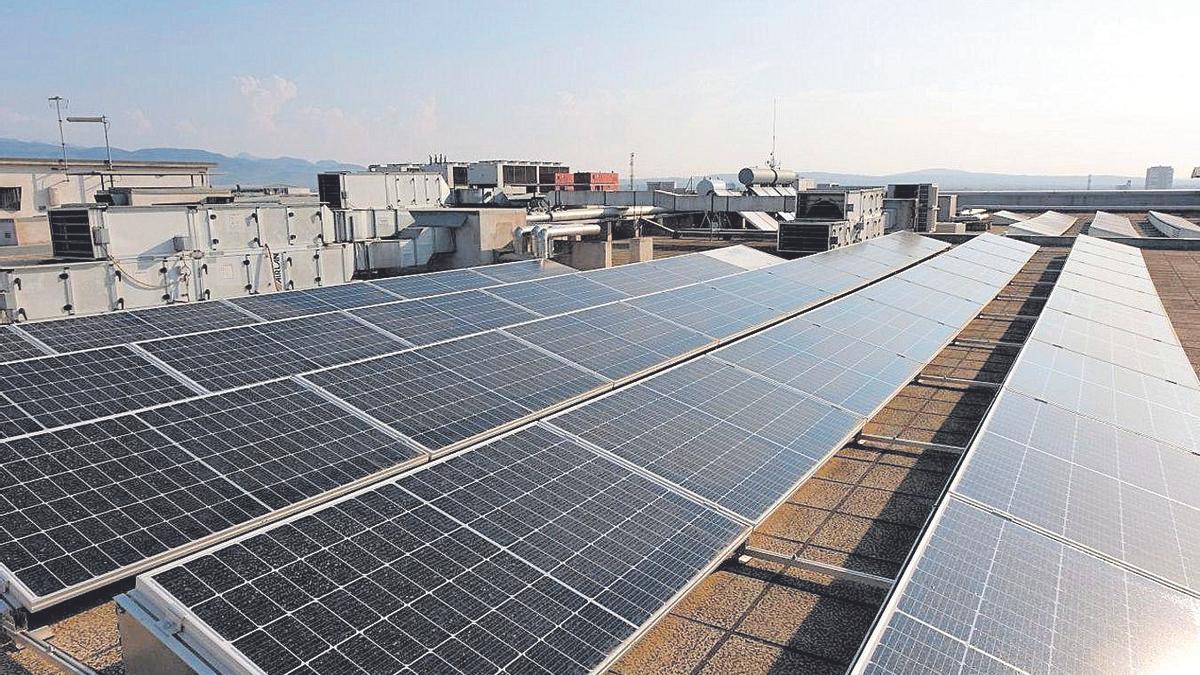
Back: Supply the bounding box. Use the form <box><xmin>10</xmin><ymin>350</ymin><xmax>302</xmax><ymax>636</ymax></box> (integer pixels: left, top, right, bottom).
<box><xmin>696</xmin><ymin>178</ymin><xmax>729</xmax><ymax>196</ymax></box>
<box><xmin>738</xmin><ymin>167</ymin><xmax>799</xmax><ymax>187</ymax></box>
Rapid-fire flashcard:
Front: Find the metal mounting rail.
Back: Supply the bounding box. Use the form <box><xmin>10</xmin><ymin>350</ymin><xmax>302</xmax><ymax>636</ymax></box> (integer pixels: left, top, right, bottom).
<box><xmin>1</xmin><ymin>611</ymin><xmax>97</xmax><ymax>675</ymax></box>
<box><xmin>977</xmin><ymin>312</ymin><xmax>1039</xmax><ymax>322</ymax></box>
<box><xmin>952</xmin><ymin>337</ymin><xmax>1025</xmax><ymax>350</ymax></box>
<box><xmin>738</xmin><ymin>546</ymin><xmax>894</xmax><ymax>590</ymax></box>
<box><xmin>994</xmin><ymin>294</ymin><xmax>1050</xmax><ymax>302</ymax></box>
<box><xmin>915</xmin><ymin>374</ymin><xmax>1002</xmax><ymax>390</ymax></box>
<box><xmin>856</xmin><ymin>433</ymin><xmax>967</xmax><ymax>456</ymax></box>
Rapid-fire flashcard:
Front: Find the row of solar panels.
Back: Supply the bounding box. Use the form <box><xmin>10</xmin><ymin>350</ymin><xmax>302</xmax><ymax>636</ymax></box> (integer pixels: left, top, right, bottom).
<box><xmin>0</xmin><ymin>250</ymin><xmax>774</xmax><ymax>441</ymax></box>
<box><xmin>118</xmin><ymin>235</ymin><xmax>1039</xmax><ymax>675</ymax></box>
<box><xmin>857</xmin><ymin>235</ymin><xmax>1200</xmax><ymax>675</ymax></box>
<box><xmin>0</xmin><ymin>234</ymin><xmax>949</xmax><ymax>612</ymax></box>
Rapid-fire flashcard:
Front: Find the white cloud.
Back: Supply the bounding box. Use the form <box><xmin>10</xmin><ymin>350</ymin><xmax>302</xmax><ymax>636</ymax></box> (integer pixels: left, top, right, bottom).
<box><xmin>125</xmin><ymin>109</ymin><xmax>154</xmax><ymax>135</ymax></box>
<box><xmin>234</xmin><ymin>75</ymin><xmax>298</xmax><ymax>131</ymax></box>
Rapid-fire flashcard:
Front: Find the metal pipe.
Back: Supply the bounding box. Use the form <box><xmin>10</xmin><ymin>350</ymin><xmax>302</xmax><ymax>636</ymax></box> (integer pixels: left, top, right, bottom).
<box><xmin>526</xmin><ymin>205</ymin><xmax>667</xmax><ymax>223</ymax></box>
<box><xmin>535</xmin><ymin>223</ymin><xmax>602</xmax><ymax>259</ymax></box>
<box><xmin>512</xmin><ymin>223</ymin><xmax>535</xmax><ymax>255</ymax></box>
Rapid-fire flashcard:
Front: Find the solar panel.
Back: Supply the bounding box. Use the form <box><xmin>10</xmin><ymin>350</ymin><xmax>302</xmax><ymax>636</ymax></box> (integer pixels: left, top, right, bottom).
<box><xmin>628</xmin><ymin>284</ymin><xmax>777</xmax><ymax>339</ymax></box>
<box><xmin>368</xmin><ymin>269</ymin><xmax>497</xmax><ymax>299</ymax></box>
<box><xmin>860</xmin><ymin>498</ymin><xmax>1200</xmax><ymax>675</ymax></box>
<box><xmin>641</xmin><ymin>254</ymin><xmax>743</xmax><ymax>282</ymax></box>
<box><xmin>1046</xmin><ymin>287</ymin><xmax>1178</xmax><ymax>344</ymax></box>
<box><xmin>227</xmin><ymin>291</ymin><xmax>341</xmax><ymax>321</ymax></box>
<box><xmin>706</xmin><ymin>269</ymin><xmax>829</xmax><ymax>312</ymax></box>
<box><xmin>0</xmin><ymin>347</ymin><xmax>199</xmax><ymax>431</ymax></box>
<box><xmin>0</xmin><ymin>394</ymin><xmax>41</xmax><ymax>438</ymax></box>
<box><xmin>1063</xmin><ymin>259</ymin><xmax>1159</xmax><ymax>295</ymax></box>
<box><xmin>550</xmin><ymin>358</ymin><xmax>863</xmax><ymax>521</ymax></box>
<box><xmin>18</xmin><ymin>312</ymin><xmax>167</xmax><ymax>353</ymax></box>
<box><xmin>471</xmin><ymin>259</ymin><xmax>575</xmax><ymax>284</ymax></box>
<box><xmin>294</xmin><ymin>283</ymin><xmax>403</xmax><ymax>310</ymax></box>
<box><xmin>351</xmin><ymin>291</ymin><xmax>540</xmax><ymax>346</ymax></box>
<box><xmin>955</xmin><ymin>390</ymin><xmax>1200</xmax><ymax>592</ymax></box>
<box><xmin>504</xmin><ymin>303</ymin><xmax>713</xmax><ymax>380</ymax></box>
<box><xmin>856</xmin><ymin>279</ymin><xmax>982</xmax><ymax>327</ymax></box>
<box><xmin>0</xmin><ymin>415</ymin><xmax>270</xmax><ymax>599</ymax></box>
<box><xmin>1006</xmin><ymin>340</ymin><xmax>1200</xmax><ymax>450</ymax></box>
<box><xmin>484</xmin><ymin>275</ymin><xmax>629</xmax><ymax>316</ymax></box>
<box><xmin>1032</xmin><ymin>309</ymin><xmax>1198</xmax><ymax>386</ymax></box>
<box><xmin>0</xmin><ymin>327</ymin><xmax>50</xmax><ymax>363</ymax></box>
<box><xmin>804</xmin><ymin>295</ymin><xmax>957</xmax><ymax>361</ymax></box>
<box><xmin>140</xmin><ymin>325</ymin><xmax>320</xmax><ymax>392</ymax></box>
<box><xmin>299</xmin><ymin>327</ymin><xmax>610</xmax><ymax>460</ymax></box>
<box><xmin>898</xmin><ymin>262</ymin><xmax>1009</xmax><ymax>303</ymax></box>
<box><xmin>137</xmin><ymin>425</ymin><xmax>745</xmax><ymax>674</ymax></box>
<box><xmin>130</xmin><ymin>302</ymin><xmax>260</xmax><ymax>337</ymax></box>
<box><xmin>1066</xmin><ymin>250</ymin><xmax>1152</xmax><ymax>280</ymax></box>
<box><xmin>250</xmin><ymin>312</ymin><xmax>409</xmax><ymax>368</ymax></box>
<box><xmin>1055</xmin><ymin>271</ymin><xmax>1159</xmax><ymax>311</ymax></box>
<box><xmin>136</xmin><ymin>379</ymin><xmax>424</xmax><ymax>512</ymax></box>
<box><xmin>578</xmin><ymin>262</ymin><xmax>694</xmax><ymax>295</ymax></box>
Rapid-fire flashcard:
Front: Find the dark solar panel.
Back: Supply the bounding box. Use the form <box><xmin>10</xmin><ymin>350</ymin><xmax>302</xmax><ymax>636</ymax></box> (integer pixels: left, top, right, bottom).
<box><xmin>368</xmin><ymin>269</ymin><xmax>496</xmax><ymax>299</ymax></box>
<box><xmin>505</xmin><ymin>303</ymin><xmax>712</xmax><ymax>380</ymax></box>
<box><xmin>484</xmin><ymin>275</ymin><xmax>629</xmax><ymax>316</ymax></box>
<box><xmin>250</xmin><ymin>313</ymin><xmax>409</xmax><ymax>368</ymax></box>
<box><xmin>302</xmin><ymin>351</ymin><xmax>529</xmax><ymax>454</ymax></box>
<box><xmin>137</xmin><ymin>380</ymin><xmax>423</xmax><ymax>511</ymax></box>
<box><xmin>578</xmin><ymin>262</ymin><xmax>694</xmax><ymax>295</ymax></box>
<box><xmin>140</xmin><ymin>325</ymin><xmax>320</xmax><ymax>392</ymax></box>
<box><xmin>471</xmin><ymin>259</ymin><xmax>575</xmax><ymax>283</ymax></box>
<box><xmin>130</xmin><ymin>302</ymin><xmax>259</xmax><ymax>337</ymax></box>
<box><xmin>352</xmin><ymin>291</ymin><xmax>540</xmax><ymax>346</ymax></box>
<box><xmin>0</xmin><ymin>326</ymin><xmax>49</xmax><ymax>363</ymax></box>
<box><xmin>629</xmin><ymin>284</ymin><xmax>777</xmax><ymax>339</ymax></box>
<box><xmin>226</xmin><ymin>292</ymin><xmax>339</xmax><ymax>321</ymax></box>
<box><xmin>18</xmin><ymin>312</ymin><xmax>167</xmax><ymax>353</ymax></box>
<box><xmin>0</xmin><ymin>415</ymin><xmax>269</xmax><ymax>598</ymax></box>
<box><xmin>142</xmin><ymin>426</ymin><xmax>744</xmax><ymax>673</ymax></box>
<box><xmin>644</xmin><ymin>254</ymin><xmax>743</xmax><ymax>282</ymax></box>
<box><xmin>0</xmin><ymin>347</ymin><xmax>198</xmax><ymax>430</ymax></box>
<box><xmin>551</xmin><ymin>358</ymin><xmax>862</xmax><ymax>521</ymax></box>
<box><xmin>293</xmin><ymin>283</ymin><xmax>402</xmax><ymax>310</ymax></box>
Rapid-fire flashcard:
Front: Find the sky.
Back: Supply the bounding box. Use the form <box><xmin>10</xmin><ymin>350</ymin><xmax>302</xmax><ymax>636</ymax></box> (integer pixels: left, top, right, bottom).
<box><xmin>1</xmin><ymin>0</ymin><xmax>1198</xmax><ymax>178</ymax></box>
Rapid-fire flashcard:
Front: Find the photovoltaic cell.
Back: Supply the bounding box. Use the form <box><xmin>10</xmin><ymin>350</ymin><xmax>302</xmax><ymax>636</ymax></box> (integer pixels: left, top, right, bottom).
<box><xmin>1032</xmin><ymin>308</ymin><xmax>1198</xmax><ymax>386</ymax></box>
<box><xmin>639</xmin><ymin>254</ymin><xmax>743</xmax><ymax>282</ymax></box>
<box><xmin>352</xmin><ymin>291</ymin><xmax>540</xmax><ymax>346</ymax></box>
<box><xmin>504</xmin><ymin>303</ymin><xmax>712</xmax><ymax>380</ymax></box>
<box><xmin>0</xmin><ymin>347</ymin><xmax>197</xmax><ymax>430</ymax></box>
<box><xmin>142</xmin><ymin>426</ymin><xmax>744</xmax><ymax>674</ymax></box>
<box><xmin>130</xmin><ymin>302</ymin><xmax>259</xmax><ymax>337</ymax></box>
<box><xmin>249</xmin><ymin>312</ymin><xmax>408</xmax><ymax>367</ymax></box>
<box><xmin>0</xmin><ymin>416</ymin><xmax>269</xmax><ymax>598</ymax></box>
<box><xmin>862</xmin><ymin>499</ymin><xmax>1200</xmax><ymax>675</ymax></box>
<box><xmin>628</xmin><ymin>284</ymin><xmax>777</xmax><ymax>339</ymax></box>
<box><xmin>471</xmin><ymin>259</ymin><xmax>574</xmax><ymax>284</ymax></box>
<box><xmin>369</xmin><ymin>269</ymin><xmax>497</xmax><ymax>299</ymax></box>
<box><xmin>551</xmin><ymin>358</ymin><xmax>862</xmax><ymax>521</ymax></box>
<box><xmin>0</xmin><ymin>327</ymin><xmax>49</xmax><ymax>363</ymax></box>
<box><xmin>293</xmin><ymin>283</ymin><xmax>401</xmax><ymax>310</ymax></box>
<box><xmin>228</xmin><ymin>291</ymin><xmax>344</xmax><ymax>321</ymax></box>
<box><xmin>1046</xmin><ymin>287</ymin><xmax>1178</xmax><ymax>344</ymax></box>
<box><xmin>18</xmin><ymin>312</ymin><xmax>168</xmax><ymax>353</ymax></box>
<box><xmin>484</xmin><ymin>275</ymin><xmax>629</xmax><ymax>316</ymax></box>
<box><xmin>137</xmin><ymin>380</ymin><xmax>423</xmax><ymax>511</ymax></box>
<box><xmin>140</xmin><ymin>325</ymin><xmax>320</xmax><ymax>392</ymax></box>
<box><xmin>578</xmin><ymin>263</ymin><xmax>694</xmax><ymax>295</ymax></box>
<box><xmin>1006</xmin><ymin>340</ymin><xmax>1200</xmax><ymax>450</ymax></box>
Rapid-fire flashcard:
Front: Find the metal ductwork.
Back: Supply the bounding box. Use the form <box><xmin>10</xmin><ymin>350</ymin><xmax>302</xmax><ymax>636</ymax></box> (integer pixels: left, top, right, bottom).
<box><xmin>531</xmin><ymin>223</ymin><xmax>602</xmax><ymax>259</ymax></box>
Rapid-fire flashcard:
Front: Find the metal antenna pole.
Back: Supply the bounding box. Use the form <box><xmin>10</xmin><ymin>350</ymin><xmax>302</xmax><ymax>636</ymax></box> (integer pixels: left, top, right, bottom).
<box><xmin>769</xmin><ymin>98</ymin><xmax>777</xmax><ymax>169</ymax></box>
<box><xmin>629</xmin><ymin>152</ymin><xmax>635</xmax><ymax>191</ymax></box>
<box><xmin>48</xmin><ymin>96</ymin><xmax>68</xmax><ymax>168</ymax></box>
<box><xmin>101</xmin><ymin>116</ymin><xmax>112</xmax><ymax>169</ymax></box>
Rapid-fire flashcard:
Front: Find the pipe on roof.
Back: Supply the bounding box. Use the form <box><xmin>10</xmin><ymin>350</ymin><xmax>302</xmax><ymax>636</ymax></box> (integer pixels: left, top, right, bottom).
<box><xmin>532</xmin><ymin>223</ymin><xmax>602</xmax><ymax>259</ymax></box>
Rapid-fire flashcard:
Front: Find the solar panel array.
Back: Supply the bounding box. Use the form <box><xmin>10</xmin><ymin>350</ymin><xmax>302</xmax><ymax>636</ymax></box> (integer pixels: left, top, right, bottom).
<box><xmin>3</xmin><ymin>240</ymin><xmax>943</xmax><ymax>611</ymax></box>
<box><xmin>855</xmin><ymin>235</ymin><xmax>1200</xmax><ymax>675</ymax></box>
<box><xmin>121</xmin><ymin>234</ymin><xmax>1039</xmax><ymax>675</ymax></box>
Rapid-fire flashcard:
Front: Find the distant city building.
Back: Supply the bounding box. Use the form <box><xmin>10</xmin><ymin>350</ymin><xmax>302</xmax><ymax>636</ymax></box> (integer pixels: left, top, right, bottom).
<box><xmin>1145</xmin><ymin>166</ymin><xmax>1174</xmax><ymax>189</ymax></box>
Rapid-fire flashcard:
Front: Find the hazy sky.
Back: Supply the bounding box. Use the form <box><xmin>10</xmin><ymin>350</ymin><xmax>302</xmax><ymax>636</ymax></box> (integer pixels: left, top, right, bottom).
<box><xmin>2</xmin><ymin>0</ymin><xmax>1197</xmax><ymax>177</ymax></box>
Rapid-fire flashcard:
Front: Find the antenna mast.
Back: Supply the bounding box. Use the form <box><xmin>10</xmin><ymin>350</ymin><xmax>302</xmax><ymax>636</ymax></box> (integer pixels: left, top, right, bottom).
<box><xmin>768</xmin><ymin>98</ymin><xmax>778</xmax><ymax>169</ymax></box>
<box><xmin>48</xmin><ymin>96</ymin><xmax>68</xmax><ymax>168</ymax></box>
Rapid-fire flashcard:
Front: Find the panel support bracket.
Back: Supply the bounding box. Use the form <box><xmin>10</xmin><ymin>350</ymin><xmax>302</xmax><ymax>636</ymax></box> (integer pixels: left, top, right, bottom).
<box><xmin>738</xmin><ymin>546</ymin><xmax>893</xmax><ymax>590</ymax></box>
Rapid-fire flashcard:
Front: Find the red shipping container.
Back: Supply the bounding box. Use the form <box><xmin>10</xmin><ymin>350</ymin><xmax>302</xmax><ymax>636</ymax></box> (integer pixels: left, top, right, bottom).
<box><xmin>554</xmin><ymin>172</ymin><xmax>574</xmax><ymax>186</ymax></box>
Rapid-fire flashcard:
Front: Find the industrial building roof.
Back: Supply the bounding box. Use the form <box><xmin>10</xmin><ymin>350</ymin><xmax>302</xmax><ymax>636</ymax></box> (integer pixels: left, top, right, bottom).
<box><xmin>4</xmin><ymin>236</ymin><xmax>1200</xmax><ymax>675</ymax></box>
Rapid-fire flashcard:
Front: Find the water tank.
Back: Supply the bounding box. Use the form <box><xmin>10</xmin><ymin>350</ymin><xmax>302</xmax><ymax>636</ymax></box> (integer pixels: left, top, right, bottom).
<box><xmin>738</xmin><ymin>167</ymin><xmax>799</xmax><ymax>187</ymax></box>
<box><xmin>696</xmin><ymin>178</ymin><xmax>729</xmax><ymax>196</ymax></box>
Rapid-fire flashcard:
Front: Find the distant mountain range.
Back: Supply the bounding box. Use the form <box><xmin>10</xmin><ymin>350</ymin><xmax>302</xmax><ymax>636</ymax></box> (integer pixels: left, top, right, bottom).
<box><xmin>642</xmin><ymin>168</ymin><xmax>1199</xmax><ymax>191</ymax></box>
<box><xmin>0</xmin><ymin>138</ymin><xmax>363</xmax><ymax>187</ymax></box>
<box><xmin>3</xmin><ymin>137</ymin><xmax>1195</xmax><ymax>191</ymax></box>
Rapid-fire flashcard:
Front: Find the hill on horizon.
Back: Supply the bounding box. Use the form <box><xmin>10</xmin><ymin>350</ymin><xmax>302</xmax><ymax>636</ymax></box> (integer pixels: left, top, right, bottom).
<box><xmin>3</xmin><ymin>137</ymin><xmax>1195</xmax><ymax>191</ymax></box>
